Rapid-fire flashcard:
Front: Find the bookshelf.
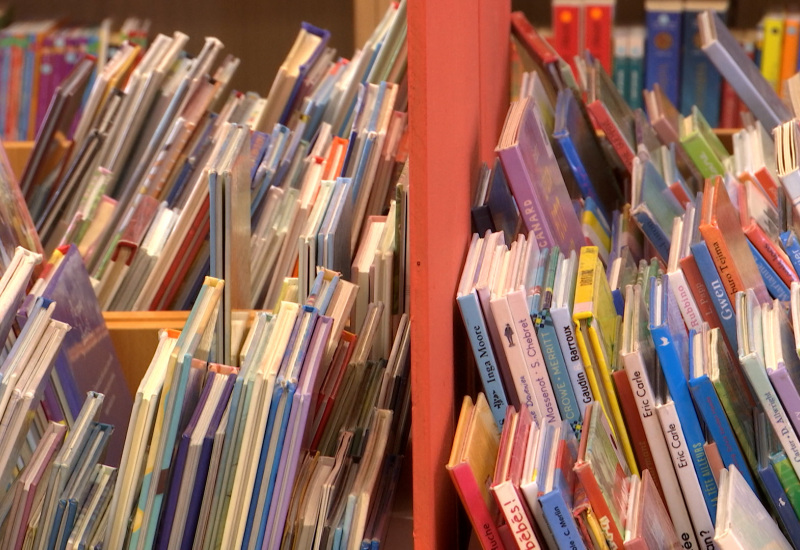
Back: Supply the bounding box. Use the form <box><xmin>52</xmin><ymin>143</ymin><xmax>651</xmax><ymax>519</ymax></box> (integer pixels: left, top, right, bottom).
<box><xmin>407</xmin><ymin>0</ymin><xmax>510</xmax><ymax>548</ymax></box>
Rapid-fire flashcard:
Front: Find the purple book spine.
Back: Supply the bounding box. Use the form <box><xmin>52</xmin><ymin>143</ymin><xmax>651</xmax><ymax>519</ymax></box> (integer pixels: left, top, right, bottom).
<box><xmin>497</xmin><ymin>145</ymin><xmax>556</xmax><ymax>251</ymax></box>
<box><xmin>769</xmin><ymin>365</ymin><xmax>800</xmax><ymax>439</ymax></box>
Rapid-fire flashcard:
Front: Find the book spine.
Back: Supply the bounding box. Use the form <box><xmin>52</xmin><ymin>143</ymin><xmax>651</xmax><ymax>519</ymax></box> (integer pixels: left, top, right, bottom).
<box><xmin>538</xmin><ymin>315</ymin><xmax>581</xmax><ymax>435</ymax></box>
<box><xmin>611</xmin><ymin>369</ymin><xmax>657</xmax><ymax>480</ymax></box>
<box><xmin>457</xmin><ymin>293</ymin><xmax>510</xmax><ymax>428</ymax></box>
<box><xmin>573</xmin><ymin>462</ymin><xmax>624</xmax><ymax>549</ymax></box>
<box><xmin>696</xmin><ymin>224</ymin><xmax>747</xmax><ymax>317</ymax></box>
<box><xmin>550</xmin><ymin>305</ymin><xmax>593</xmax><ymax>418</ymax></box>
<box><xmin>746</xmin><ymin>224</ymin><xmax>799</xmax><ymax>287</ymax></box>
<box><xmin>680</xmin><ymin>8</ymin><xmax>723</xmax><ymax>126</ymax></box>
<box><xmin>688</xmin><ymin>374</ymin><xmax>755</xmax><ymax>488</ymax></box>
<box><xmin>758</xmin><ymin>461</ymin><xmax>800</xmax><ymax>548</ymax></box>
<box><xmin>490</xmin><ymin>295</ymin><xmax>541</xmax><ymax>424</ymax></box>
<box><xmin>780</xmin><ymin>230</ymin><xmax>800</xmax><ymax>279</ymax></box>
<box><xmin>613</xmin><ymin>28</ymin><xmax>628</xmax><ymax>101</ymax></box>
<box><xmin>781</xmin><ymin>17</ymin><xmax>800</xmax><ymax>87</ymax></box>
<box><xmin>651</xmin><ymin>323</ymin><xmax>718</xmax><ymax>518</ymax></box>
<box><xmin>760</xmin><ymin>13</ymin><xmax>785</xmax><ymax>91</ymax></box>
<box><xmin>449</xmin><ymin>465</ymin><xmax>507</xmax><ymax>550</ymax></box>
<box><xmin>656</xmin><ymin>401</ymin><xmax>717</xmax><ymax>548</ymax></box>
<box><xmin>585</xmin><ymin>101</ymin><xmax>635</xmax><ymax>173</ymax></box>
<box><xmin>630</xmin><ymin>209</ymin><xmax>671</xmax><ymax>262</ymax></box>
<box><xmin>704</xmin><ymin>442</ymin><xmax>725</xmax><ymax>484</ymax></box>
<box><xmin>679</xmin><ymin>255</ymin><xmax>723</xmax><ymax>332</ymax></box>
<box><xmin>627</xmin><ymin>28</ymin><xmax>645</xmax><ymax>110</ymax></box>
<box><xmin>478</xmin><ymin>285</ymin><xmax>520</xmax><ymax>411</ymax></box>
<box><xmin>496</xmin><ymin>147</ymin><xmax>557</xmax><ymax>250</ymax></box>
<box><xmin>690</xmin><ymin>241</ymin><xmax>737</xmax><ymax>350</ymax></box>
<box><xmin>769</xmin><ymin>366</ymin><xmax>800</xmax><ymax>440</ymax></box>
<box><xmin>747</xmin><ymin>240</ymin><xmax>790</xmax><ymax>301</ymax></box>
<box><xmin>741</xmin><ymin>353</ymin><xmax>800</xmax><ymax>481</ymax></box>
<box><xmin>552</xmin><ymin>0</ymin><xmax>582</xmax><ymax>76</ymax></box>
<box><xmin>681</xmin><ymin>134</ymin><xmax>726</xmax><ymax>179</ymax></box>
<box><xmin>771</xmin><ymin>453</ymin><xmax>800</xmax><ymax>519</ymax></box>
<box><xmin>584</xmin><ymin>1</ymin><xmax>614</xmax><ymax>73</ymax></box>
<box><xmin>665</xmin><ymin>269</ymin><xmax>703</xmax><ymax>332</ymax></box>
<box><xmin>491</xmin><ymin>481</ymin><xmax>542</xmax><ymax>550</ymax></box>
<box><xmin>554</xmin><ymin>132</ymin><xmax>602</xmax><ymax>209</ymax></box>
<box><xmin>507</xmin><ymin>290</ymin><xmax>561</xmax><ymax>426</ymax></box>
<box><xmin>644</xmin><ymin>4</ymin><xmax>682</xmax><ymax>105</ymax></box>
<box><xmin>753</xmin><ymin>167</ymin><xmax>781</xmax><ymax>207</ymax></box>
<box><xmin>539</xmin><ymin>489</ymin><xmax>588</xmax><ymax>550</ymax></box>
<box><xmin>718</xmin><ymin>77</ymin><xmax>740</xmax><ymax>128</ymax></box>
<box><xmin>621</xmin><ymin>352</ymin><xmax>699</xmax><ymax>548</ymax></box>
<box><xmin>588</xmin><ymin>324</ymin><xmax>638</xmax><ymax>477</ymax></box>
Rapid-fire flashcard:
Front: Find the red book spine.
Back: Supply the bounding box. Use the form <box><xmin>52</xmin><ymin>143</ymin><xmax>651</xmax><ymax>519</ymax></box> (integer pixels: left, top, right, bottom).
<box><xmin>586</xmin><ymin>100</ymin><xmax>634</xmax><ymax>174</ymax></box>
<box><xmin>718</xmin><ymin>79</ymin><xmax>740</xmax><ymax>129</ymax></box>
<box><xmin>584</xmin><ymin>2</ymin><xmax>614</xmax><ymax>73</ymax></box>
<box><xmin>611</xmin><ymin>369</ymin><xmax>659</xmax><ymax>490</ymax></box>
<box><xmin>744</xmin><ymin>221</ymin><xmax>800</xmax><ymax>286</ymax></box>
<box><xmin>552</xmin><ymin>1</ymin><xmax>581</xmax><ymax>74</ymax></box>
<box><xmin>753</xmin><ymin>166</ymin><xmax>781</xmax><ymax>207</ymax></box>
<box><xmin>679</xmin><ymin>255</ymin><xmax>724</xmax><ymax>332</ymax></box>
<box><xmin>510</xmin><ymin>11</ymin><xmax>559</xmax><ymax>66</ymax></box>
<box><xmin>449</xmin><ymin>465</ymin><xmax>507</xmax><ymax>550</ymax></box>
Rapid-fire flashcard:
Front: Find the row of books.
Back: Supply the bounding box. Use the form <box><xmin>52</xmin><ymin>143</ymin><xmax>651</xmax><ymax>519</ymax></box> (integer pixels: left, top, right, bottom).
<box><xmin>451</xmin><ymin>7</ymin><xmax>800</xmax><ymax>550</ymax></box>
<box><xmin>0</xmin><ymin>17</ymin><xmax>149</xmax><ymax>141</ymax></box>
<box><xmin>11</xmin><ymin>0</ymin><xmax>408</xmax><ymax>316</ymax></box>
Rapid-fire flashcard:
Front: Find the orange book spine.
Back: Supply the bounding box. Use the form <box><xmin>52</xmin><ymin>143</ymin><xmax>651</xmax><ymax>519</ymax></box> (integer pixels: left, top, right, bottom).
<box><xmin>753</xmin><ymin>166</ymin><xmax>781</xmax><ymax>207</ymax></box>
<box><xmin>611</xmin><ymin>370</ymin><xmax>659</xmax><ymax>490</ymax></box>
<box><xmin>781</xmin><ymin>16</ymin><xmax>800</xmax><ymax>91</ymax></box>
<box><xmin>27</xmin><ymin>32</ymin><xmax>47</xmax><ymax>140</ymax></box>
<box><xmin>698</xmin><ymin>220</ymin><xmax>747</xmax><ymax>306</ymax></box>
<box><xmin>744</xmin><ymin>221</ymin><xmax>799</xmax><ymax>286</ymax></box>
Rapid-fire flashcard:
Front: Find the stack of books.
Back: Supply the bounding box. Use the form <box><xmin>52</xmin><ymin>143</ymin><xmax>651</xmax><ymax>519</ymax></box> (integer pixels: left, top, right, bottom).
<box><xmin>452</xmin><ymin>9</ymin><xmax>800</xmax><ymax>550</ymax></box>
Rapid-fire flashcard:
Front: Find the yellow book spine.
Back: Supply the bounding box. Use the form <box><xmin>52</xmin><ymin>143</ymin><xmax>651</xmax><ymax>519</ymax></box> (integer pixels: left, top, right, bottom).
<box><xmin>761</xmin><ymin>13</ymin><xmax>786</xmax><ymax>91</ymax></box>
<box><xmin>588</xmin><ymin>323</ymin><xmax>639</xmax><ymax>476</ymax></box>
<box><xmin>573</xmin><ymin>246</ymin><xmax>599</xmax><ymax>319</ymax></box>
<box><xmin>574</xmin><ymin>320</ymin><xmax>607</xmax><ymax>427</ymax></box>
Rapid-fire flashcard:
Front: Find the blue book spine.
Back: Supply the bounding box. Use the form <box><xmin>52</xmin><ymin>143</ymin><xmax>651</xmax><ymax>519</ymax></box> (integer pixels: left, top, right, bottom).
<box><xmin>690</xmin><ymin>241</ymin><xmax>737</xmax><ymax>350</ymax></box>
<box><xmin>651</xmin><ymin>323</ymin><xmax>718</xmax><ymax>518</ymax></box>
<box><xmin>758</xmin><ymin>462</ymin><xmax>800</xmax><ymax>547</ymax></box>
<box><xmin>611</xmin><ymin>288</ymin><xmax>625</xmax><ymax>316</ymax></box>
<box><xmin>748</xmin><ymin>240</ymin><xmax>790</xmax><ymax>300</ymax></box>
<box><xmin>456</xmin><ymin>292</ymin><xmax>509</xmax><ymax>428</ymax></box>
<box><xmin>539</xmin><ymin>486</ymin><xmax>587</xmax><ymax>550</ymax></box>
<box><xmin>553</xmin><ymin>131</ymin><xmax>603</xmax><ymax>211</ymax></box>
<box><xmin>780</xmin><ymin>230</ymin><xmax>800</xmax><ymax>276</ymax></box>
<box><xmin>688</xmin><ymin>373</ymin><xmax>756</xmax><ymax>489</ymax></box>
<box><xmin>680</xmin><ymin>9</ymin><xmax>724</xmax><ymax>125</ymax></box>
<box><xmin>538</xmin><ymin>316</ymin><xmax>581</xmax><ymax>437</ymax></box>
<box><xmin>645</xmin><ymin>6</ymin><xmax>683</xmax><ymax>105</ymax></box>
<box><xmin>631</xmin><ymin>210</ymin><xmax>671</xmax><ymax>261</ymax></box>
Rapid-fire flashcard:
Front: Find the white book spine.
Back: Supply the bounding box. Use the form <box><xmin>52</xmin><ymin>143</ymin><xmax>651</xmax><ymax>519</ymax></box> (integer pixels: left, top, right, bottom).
<box><xmin>667</xmin><ymin>270</ymin><xmax>703</xmax><ymax>332</ymax></box>
<box><xmin>741</xmin><ymin>353</ymin><xmax>800</xmax><ymax>479</ymax></box>
<box><xmin>491</xmin><ymin>481</ymin><xmax>542</xmax><ymax>550</ymax></box>
<box><xmin>656</xmin><ymin>401</ymin><xmax>717</xmax><ymax>550</ymax></box>
<box><xmin>549</xmin><ymin>305</ymin><xmax>593</xmax><ymax>417</ymax></box>
<box><xmin>622</xmin><ymin>350</ymin><xmax>700</xmax><ymax>549</ymax></box>
<box><xmin>490</xmin><ymin>295</ymin><xmax>540</xmax><ymax>424</ymax></box>
<box><xmin>507</xmin><ymin>290</ymin><xmax>561</xmax><ymax>426</ymax></box>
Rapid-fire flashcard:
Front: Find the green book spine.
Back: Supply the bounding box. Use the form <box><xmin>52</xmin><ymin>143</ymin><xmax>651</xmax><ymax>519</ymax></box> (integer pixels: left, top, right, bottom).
<box><xmin>771</xmin><ymin>452</ymin><xmax>800</xmax><ymax>518</ymax></box>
